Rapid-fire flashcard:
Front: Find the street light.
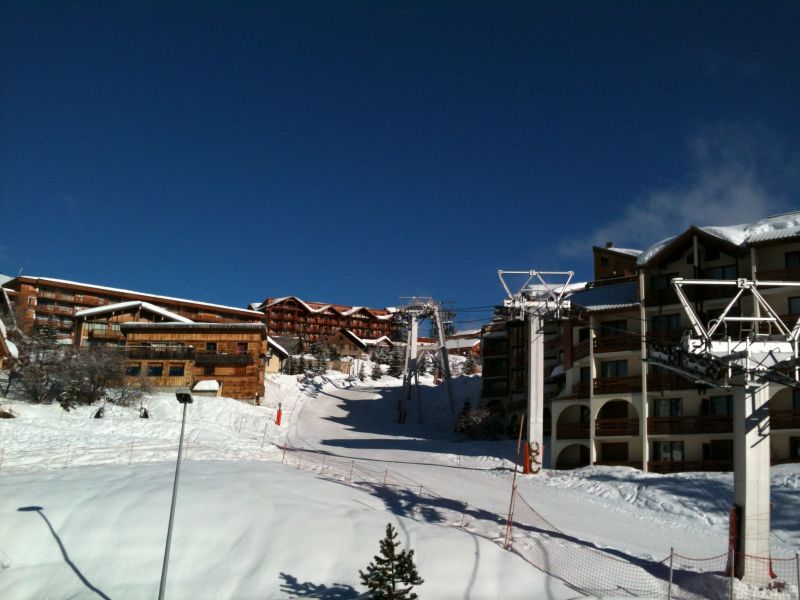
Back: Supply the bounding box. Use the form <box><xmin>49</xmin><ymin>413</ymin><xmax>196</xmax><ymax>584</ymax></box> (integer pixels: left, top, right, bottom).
<box><xmin>158</xmin><ymin>390</ymin><xmax>193</xmax><ymax>600</ymax></box>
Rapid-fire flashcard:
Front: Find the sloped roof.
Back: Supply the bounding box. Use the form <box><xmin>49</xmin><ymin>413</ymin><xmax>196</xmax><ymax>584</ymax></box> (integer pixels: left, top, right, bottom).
<box><xmin>75</xmin><ymin>300</ymin><xmax>194</xmax><ymax>322</ymax></box>
<box><xmin>267</xmin><ymin>336</ymin><xmax>290</xmax><ymax>359</ymax></box>
<box><xmin>260</xmin><ymin>296</ymin><xmax>394</xmax><ymax>319</ymax></box>
<box><xmin>570</xmin><ymin>280</ymin><xmax>639</xmax><ymax>312</ymax></box>
<box><xmin>638</xmin><ymin>211</ymin><xmax>800</xmax><ymax>266</ymax></box>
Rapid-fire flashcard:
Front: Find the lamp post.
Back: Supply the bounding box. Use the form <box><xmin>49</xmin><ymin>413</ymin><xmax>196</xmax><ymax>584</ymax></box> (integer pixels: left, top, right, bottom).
<box><xmin>158</xmin><ymin>391</ymin><xmax>193</xmax><ymax>600</ymax></box>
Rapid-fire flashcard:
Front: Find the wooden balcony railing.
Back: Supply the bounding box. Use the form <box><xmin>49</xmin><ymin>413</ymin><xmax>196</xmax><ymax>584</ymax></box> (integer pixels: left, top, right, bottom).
<box><xmin>594</xmin><ymin>375</ymin><xmax>641</xmax><ymax>395</ymax></box>
<box><xmin>37</xmin><ymin>305</ymin><xmax>74</xmax><ymax>316</ymax></box>
<box><xmin>573</xmin><ymin>339</ymin><xmax>590</xmax><ymax>360</ymax></box>
<box><xmin>595</xmin><ymin>417</ymin><xmax>639</xmax><ymax>436</ymax></box>
<box><xmin>556</xmin><ymin>422</ymin><xmax>590</xmax><ymax>439</ymax></box>
<box><xmin>771</xmin><ymin>409</ymin><xmax>800</xmax><ymax>430</ymax></box>
<box><xmin>571</xmin><ymin>382</ymin><xmax>590</xmax><ymax>398</ymax></box>
<box><xmin>648</xmin><ymin>460</ymin><xmax>732</xmax><ymax>473</ymax></box>
<box><xmin>195</xmin><ymin>351</ymin><xmax>254</xmax><ymax>365</ymax></box>
<box><xmin>647</xmin><ymin>415</ymin><xmax>733</xmax><ymax>435</ymax></box>
<box><xmin>594</xmin><ymin>334</ymin><xmax>640</xmax><ymax>354</ymax></box>
<box><xmin>126</xmin><ymin>346</ymin><xmax>195</xmax><ymax>361</ymax></box>
<box><xmin>756</xmin><ymin>267</ymin><xmax>800</xmax><ymax>282</ymax></box>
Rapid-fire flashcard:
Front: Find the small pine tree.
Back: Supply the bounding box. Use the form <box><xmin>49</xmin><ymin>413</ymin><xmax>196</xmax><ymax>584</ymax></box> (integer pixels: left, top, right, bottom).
<box><xmin>359</xmin><ymin>523</ymin><xmax>423</xmax><ymax>600</ymax></box>
<box><xmin>416</xmin><ymin>353</ymin><xmax>428</xmax><ymax>375</ymax></box>
<box><xmin>283</xmin><ymin>356</ymin><xmax>295</xmax><ymax>375</ymax></box>
<box><xmin>298</xmin><ymin>355</ymin><xmax>307</xmax><ymax>375</ymax></box>
<box><xmin>358</xmin><ymin>363</ymin><xmax>366</xmax><ymax>382</ymax></box>
<box><xmin>371</xmin><ymin>362</ymin><xmax>382</xmax><ymax>381</ymax></box>
<box><xmin>463</xmin><ymin>353</ymin><xmax>477</xmax><ymax>375</ymax></box>
<box><xmin>387</xmin><ymin>350</ymin><xmax>404</xmax><ymax>378</ymax></box>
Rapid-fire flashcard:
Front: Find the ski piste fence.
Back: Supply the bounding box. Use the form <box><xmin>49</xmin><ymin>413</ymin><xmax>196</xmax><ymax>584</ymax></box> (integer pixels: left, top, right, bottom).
<box><xmin>2</xmin><ymin>438</ymin><xmax>798</xmax><ymax>599</ymax></box>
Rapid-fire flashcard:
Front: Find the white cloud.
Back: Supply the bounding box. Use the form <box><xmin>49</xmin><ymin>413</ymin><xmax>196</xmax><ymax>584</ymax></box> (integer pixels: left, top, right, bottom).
<box><xmin>560</xmin><ymin>125</ymin><xmax>794</xmax><ymax>256</ymax></box>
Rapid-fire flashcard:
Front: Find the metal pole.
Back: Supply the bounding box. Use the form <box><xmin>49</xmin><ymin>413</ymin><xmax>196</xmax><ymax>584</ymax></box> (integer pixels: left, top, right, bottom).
<box><xmin>158</xmin><ymin>400</ymin><xmax>189</xmax><ymax>600</ymax></box>
<box><xmin>667</xmin><ymin>547</ymin><xmax>674</xmax><ymax>600</ymax></box>
<box><xmin>729</xmin><ymin>546</ymin><xmax>735</xmax><ymax>600</ymax></box>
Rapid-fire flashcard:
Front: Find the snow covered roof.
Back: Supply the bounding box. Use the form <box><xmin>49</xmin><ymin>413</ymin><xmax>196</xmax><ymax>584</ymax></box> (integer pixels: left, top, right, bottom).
<box><xmin>6</xmin><ymin>340</ymin><xmax>18</xmax><ymax>360</ymax></box>
<box><xmin>444</xmin><ymin>338</ymin><xmax>480</xmax><ymax>350</ymax></box>
<box><xmin>267</xmin><ymin>336</ymin><xmax>290</xmax><ymax>359</ymax></box>
<box><xmin>0</xmin><ymin>274</ymin><xmax>11</xmax><ymax>286</ymax></box>
<box><xmin>192</xmin><ymin>380</ymin><xmax>220</xmax><ymax>392</ymax></box>
<box><xmin>606</xmin><ymin>247</ymin><xmax>642</xmax><ymax>257</ymax></box>
<box><xmin>570</xmin><ymin>280</ymin><xmax>639</xmax><ymax>312</ymax></box>
<box><xmin>75</xmin><ymin>300</ymin><xmax>194</xmax><ymax>323</ymax></box>
<box><xmin>0</xmin><ymin>317</ymin><xmax>17</xmax><ymax>360</ymax></box>
<box><xmin>10</xmin><ymin>276</ymin><xmax>263</xmax><ymax>317</ymax></box>
<box><xmin>260</xmin><ymin>296</ymin><xmax>394</xmax><ymax>319</ymax></box>
<box><xmin>638</xmin><ymin>211</ymin><xmax>800</xmax><ymax>265</ymax></box>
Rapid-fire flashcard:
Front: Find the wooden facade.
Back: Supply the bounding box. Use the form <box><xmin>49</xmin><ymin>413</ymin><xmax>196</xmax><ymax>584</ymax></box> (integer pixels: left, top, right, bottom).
<box><xmin>4</xmin><ymin>276</ymin><xmax>265</xmax><ymax>341</ymax></box>
<box><xmin>121</xmin><ymin>322</ymin><xmax>267</xmax><ymax>402</ymax></box>
<box><xmin>259</xmin><ymin>296</ymin><xmax>397</xmax><ymax>343</ymax></box>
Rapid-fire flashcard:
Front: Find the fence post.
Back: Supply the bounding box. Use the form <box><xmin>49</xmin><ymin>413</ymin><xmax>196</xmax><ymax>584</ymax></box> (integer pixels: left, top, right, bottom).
<box><xmin>382</xmin><ymin>470</ymin><xmax>388</xmax><ymax>486</ymax></box>
<box><xmin>128</xmin><ymin>441</ymin><xmax>134</xmax><ymax>465</ymax></box>
<box><xmin>64</xmin><ymin>444</ymin><xmax>71</xmax><ymax>470</ymax></box>
<box><xmin>459</xmin><ymin>503</ymin><xmax>468</xmax><ymax>528</ymax></box>
<box><xmin>321</xmin><ymin>455</ymin><xmax>326</xmax><ymax>473</ymax></box>
<box><xmin>261</xmin><ymin>420</ymin><xmax>269</xmax><ymax>448</ymax></box>
<box><xmin>667</xmin><ymin>547</ymin><xmax>674</xmax><ymax>600</ymax></box>
<box><xmin>729</xmin><ymin>546</ymin><xmax>735</xmax><ymax>600</ymax></box>
<box><xmin>282</xmin><ymin>445</ymin><xmax>287</xmax><ymax>463</ymax></box>
<box><xmin>184</xmin><ymin>438</ymin><xmax>191</xmax><ymax>460</ymax></box>
<box><xmin>795</xmin><ymin>553</ymin><xmax>799</xmax><ymax>599</ymax></box>
<box><xmin>0</xmin><ymin>447</ymin><xmax>4</xmax><ymax>475</ymax></box>
<box><xmin>298</xmin><ymin>450</ymin><xmax>303</xmax><ymax>469</ymax></box>
<box><xmin>348</xmin><ymin>460</ymin><xmax>354</xmax><ymax>483</ymax></box>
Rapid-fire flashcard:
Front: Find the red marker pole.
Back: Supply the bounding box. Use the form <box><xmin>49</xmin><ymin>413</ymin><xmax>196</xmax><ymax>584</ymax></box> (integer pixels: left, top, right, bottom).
<box><xmin>275</xmin><ymin>402</ymin><xmax>282</xmax><ymax>426</ymax></box>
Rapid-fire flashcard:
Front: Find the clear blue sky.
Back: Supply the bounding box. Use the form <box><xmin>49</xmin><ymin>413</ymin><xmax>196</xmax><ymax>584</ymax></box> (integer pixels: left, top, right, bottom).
<box><xmin>1</xmin><ymin>1</ymin><xmax>798</xmax><ymax>330</ymax></box>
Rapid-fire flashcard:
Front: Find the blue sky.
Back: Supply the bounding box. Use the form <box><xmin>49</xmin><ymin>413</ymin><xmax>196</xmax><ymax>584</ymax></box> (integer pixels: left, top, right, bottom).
<box><xmin>1</xmin><ymin>1</ymin><xmax>799</xmax><ymax>330</ymax></box>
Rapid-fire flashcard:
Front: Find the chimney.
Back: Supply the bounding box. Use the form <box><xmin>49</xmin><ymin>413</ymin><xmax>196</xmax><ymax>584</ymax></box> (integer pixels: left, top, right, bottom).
<box><xmin>605</xmin><ymin>242</ymin><xmax>614</xmax><ymax>248</ymax></box>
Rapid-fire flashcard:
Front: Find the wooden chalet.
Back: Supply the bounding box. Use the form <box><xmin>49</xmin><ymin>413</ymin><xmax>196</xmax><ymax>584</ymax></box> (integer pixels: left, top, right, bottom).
<box><xmin>120</xmin><ymin>322</ymin><xmax>267</xmax><ymax>402</ymax></box>
<box><xmin>257</xmin><ymin>296</ymin><xmax>397</xmax><ymax>343</ymax></box>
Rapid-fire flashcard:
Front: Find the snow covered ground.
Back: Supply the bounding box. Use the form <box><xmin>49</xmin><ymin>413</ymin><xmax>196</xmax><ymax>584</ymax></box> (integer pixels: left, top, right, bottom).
<box><xmin>1</xmin><ymin>368</ymin><xmax>799</xmax><ymax>599</ymax></box>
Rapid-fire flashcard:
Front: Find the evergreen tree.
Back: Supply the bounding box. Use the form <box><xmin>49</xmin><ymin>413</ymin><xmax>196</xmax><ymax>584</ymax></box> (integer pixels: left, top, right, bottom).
<box><xmin>371</xmin><ymin>361</ymin><xmax>382</xmax><ymax>381</ymax></box>
<box><xmin>463</xmin><ymin>353</ymin><xmax>477</xmax><ymax>375</ymax></box>
<box><xmin>283</xmin><ymin>356</ymin><xmax>295</xmax><ymax>375</ymax></box>
<box><xmin>358</xmin><ymin>363</ymin><xmax>366</xmax><ymax>382</ymax></box>
<box><xmin>416</xmin><ymin>353</ymin><xmax>428</xmax><ymax>375</ymax></box>
<box><xmin>293</xmin><ymin>336</ymin><xmax>306</xmax><ymax>356</ymax></box>
<box><xmin>359</xmin><ymin>523</ymin><xmax>424</xmax><ymax>600</ymax></box>
<box><xmin>387</xmin><ymin>350</ymin><xmax>404</xmax><ymax>378</ymax></box>
<box><xmin>298</xmin><ymin>355</ymin><xmax>307</xmax><ymax>375</ymax></box>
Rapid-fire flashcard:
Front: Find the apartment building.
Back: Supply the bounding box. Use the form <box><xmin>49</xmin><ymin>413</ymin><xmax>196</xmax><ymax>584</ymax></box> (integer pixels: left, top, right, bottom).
<box><xmin>482</xmin><ymin>211</ymin><xmax>800</xmax><ymax>472</ymax></box>
<box><xmin>3</xmin><ymin>276</ymin><xmax>265</xmax><ymax>342</ymax></box>
<box><xmin>257</xmin><ymin>296</ymin><xmax>397</xmax><ymax>343</ymax></box>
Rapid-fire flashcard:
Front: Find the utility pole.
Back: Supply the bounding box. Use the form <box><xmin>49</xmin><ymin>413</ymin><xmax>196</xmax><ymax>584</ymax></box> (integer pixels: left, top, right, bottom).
<box><xmin>498</xmin><ymin>270</ymin><xmax>575</xmax><ymax>475</ymax></box>
<box><xmin>650</xmin><ymin>277</ymin><xmax>800</xmax><ymax>584</ymax></box>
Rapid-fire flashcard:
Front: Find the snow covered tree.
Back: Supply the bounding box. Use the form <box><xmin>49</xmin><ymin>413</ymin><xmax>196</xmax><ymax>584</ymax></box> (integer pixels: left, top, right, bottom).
<box><xmin>387</xmin><ymin>350</ymin><xmax>404</xmax><ymax>378</ymax></box>
<box><xmin>293</xmin><ymin>336</ymin><xmax>306</xmax><ymax>356</ymax></box>
<box><xmin>298</xmin><ymin>355</ymin><xmax>307</xmax><ymax>375</ymax></box>
<box><xmin>371</xmin><ymin>361</ymin><xmax>382</xmax><ymax>381</ymax></box>
<box><xmin>358</xmin><ymin>363</ymin><xmax>366</xmax><ymax>382</ymax></box>
<box><xmin>416</xmin><ymin>353</ymin><xmax>428</xmax><ymax>375</ymax></box>
<box><xmin>283</xmin><ymin>356</ymin><xmax>296</xmax><ymax>375</ymax></box>
<box><xmin>463</xmin><ymin>353</ymin><xmax>477</xmax><ymax>375</ymax></box>
<box><xmin>359</xmin><ymin>523</ymin><xmax>423</xmax><ymax>600</ymax></box>
<box><xmin>11</xmin><ymin>325</ymin><xmax>66</xmax><ymax>404</ymax></box>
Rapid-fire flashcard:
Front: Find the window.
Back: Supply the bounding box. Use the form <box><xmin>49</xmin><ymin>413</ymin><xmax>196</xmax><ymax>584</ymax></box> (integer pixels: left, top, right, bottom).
<box><xmin>600</xmin><ymin>360</ymin><xmax>627</xmax><ymax>378</ymax></box>
<box><xmin>654</xmin><ymin>398</ymin><xmax>682</xmax><ymax>417</ymax></box>
<box><xmin>579</xmin><ymin>366</ymin><xmax>591</xmax><ymax>383</ymax></box>
<box><xmin>147</xmin><ymin>363</ymin><xmax>164</xmax><ymax>377</ymax></box>
<box><xmin>651</xmin><ymin>314</ymin><xmax>681</xmax><ymax>332</ymax></box>
<box><xmin>705</xmin><ymin>247</ymin><xmax>721</xmax><ymax>261</ymax></box>
<box><xmin>578</xmin><ymin>327</ymin><xmax>590</xmax><ymax>341</ymax></box>
<box><xmin>702</xmin><ymin>395</ymin><xmax>733</xmax><ymax>416</ymax></box>
<box><xmin>600</xmin><ymin>257</ymin><xmax>609</xmax><ymax>266</ymax></box>
<box><xmin>168</xmin><ymin>363</ymin><xmax>185</xmax><ymax>377</ymax></box>
<box><xmin>651</xmin><ymin>273</ymin><xmax>678</xmax><ymax>291</ymax></box>
<box><xmin>203</xmin><ymin>366</ymin><xmax>215</xmax><ymax>376</ymax></box>
<box><xmin>706</xmin><ymin>265</ymin><xmax>736</xmax><ymax>280</ymax></box>
<box><xmin>126</xmin><ymin>363</ymin><xmax>141</xmax><ymax>376</ymax></box>
<box><xmin>789</xmin><ymin>297</ymin><xmax>800</xmax><ymax>316</ymax></box>
<box><xmin>786</xmin><ymin>251</ymin><xmax>800</xmax><ymax>268</ymax></box>
<box><xmin>600</xmin><ymin>320</ymin><xmax>627</xmax><ymax>335</ymax></box>
<box><xmin>237</xmin><ymin>342</ymin><xmax>248</xmax><ymax>354</ymax></box>
<box><xmin>653</xmin><ymin>441</ymin><xmax>684</xmax><ymax>462</ymax></box>
<box><xmin>793</xmin><ymin>389</ymin><xmax>800</xmax><ymax>411</ymax></box>
<box><xmin>206</xmin><ymin>342</ymin><xmax>217</xmax><ymax>352</ymax></box>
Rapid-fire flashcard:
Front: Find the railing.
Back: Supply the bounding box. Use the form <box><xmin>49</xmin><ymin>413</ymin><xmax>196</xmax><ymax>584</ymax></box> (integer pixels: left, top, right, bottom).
<box><xmin>771</xmin><ymin>409</ymin><xmax>800</xmax><ymax>430</ymax></box>
<box><xmin>595</xmin><ymin>417</ymin><xmax>639</xmax><ymax>436</ymax></box>
<box><xmin>573</xmin><ymin>339</ymin><xmax>590</xmax><ymax>360</ymax></box>
<box><xmin>647</xmin><ymin>372</ymin><xmax>698</xmax><ymax>390</ymax></box>
<box><xmin>593</xmin><ymin>375</ymin><xmax>640</xmax><ymax>395</ymax></box>
<box><xmin>647</xmin><ymin>415</ymin><xmax>733</xmax><ymax>435</ymax></box>
<box><xmin>195</xmin><ymin>351</ymin><xmax>254</xmax><ymax>365</ymax></box>
<box><xmin>594</xmin><ymin>334</ymin><xmax>640</xmax><ymax>354</ymax></box>
<box><xmin>36</xmin><ymin>305</ymin><xmax>74</xmax><ymax>316</ymax></box>
<box><xmin>648</xmin><ymin>460</ymin><xmax>732</xmax><ymax>473</ymax></box>
<box><xmin>125</xmin><ymin>346</ymin><xmax>195</xmax><ymax>360</ymax></box>
<box><xmin>570</xmin><ymin>382</ymin><xmax>590</xmax><ymax>398</ymax></box>
<box><xmin>756</xmin><ymin>267</ymin><xmax>800</xmax><ymax>282</ymax></box>
<box><xmin>556</xmin><ymin>422</ymin><xmax>590</xmax><ymax>439</ymax></box>
<box><xmin>87</xmin><ymin>328</ymin><xmax>122</xmax><ymax>339</ymax></box>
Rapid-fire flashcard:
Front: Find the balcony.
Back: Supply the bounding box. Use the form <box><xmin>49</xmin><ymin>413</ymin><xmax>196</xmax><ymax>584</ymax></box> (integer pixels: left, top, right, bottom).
<box><xmin>648</xmin><ymin>460</ymin><xmax>732</xmax><ymax>473</ymax></box>
<box><xmin>595</xmin><ymin>418</ymin><xmax>639</xmax><ymax>436</ymax></box>
<box><xmin>594</xmin><ymin>375</ymin><xmax>641</xmax><ymax>395</ymax></box>
<box><xmin>756</xmin><ymin>267</ymin><xmax>800</xmax><ymax>282</ymax></box>
<box><xmin>594</xmin><ymin>334</ymin><xmax>640</xmax><ymax>354</ymax></box>
<box><xmin>37</xmin><ymin>305</ymin><xmax>74</xmax><ymax>317</ymax></box>
<box><xmin>87</xmin><ymin>328</ymin><xmax>122</xmax><ymax>340</ymax></box>
<box><xmin>195</xmin><ymin>351</ymin><xmax>254</xmax><ymax>365</ymax></box>
<box><xmin>647</xmin><ymin>372</ymin><xmax>698</xmax><ymax>391</ymax></box>
<box><xmin>556</xmin><ymin>422</ymin><xmax>590</xmax><ymax>439</ymax></box>
<box><xmin>126</xmin><ymin>346</ymin><xmax>196</xmax><ymax>361</ymax></box>
<box><xmin>573</xmin><ymin>339</ymin><xmax>590</xmax><ymax>360</ymax></box>
<box><xmin>771</xmin><ymin>409</ymin><xmax>800</xmax><ymax>430</ymax></box>
<box><xmin>648</xmin><ymin>415</ymin><xmax>733</xmax><ymax>435</ymax></box>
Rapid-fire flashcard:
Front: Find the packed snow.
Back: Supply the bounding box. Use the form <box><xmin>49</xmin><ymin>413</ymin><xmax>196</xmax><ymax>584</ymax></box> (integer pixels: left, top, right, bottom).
<box><xmin>1</xmin><ymin>367</ymin><xmax>799</xmax><ymax>599</ymax></box>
